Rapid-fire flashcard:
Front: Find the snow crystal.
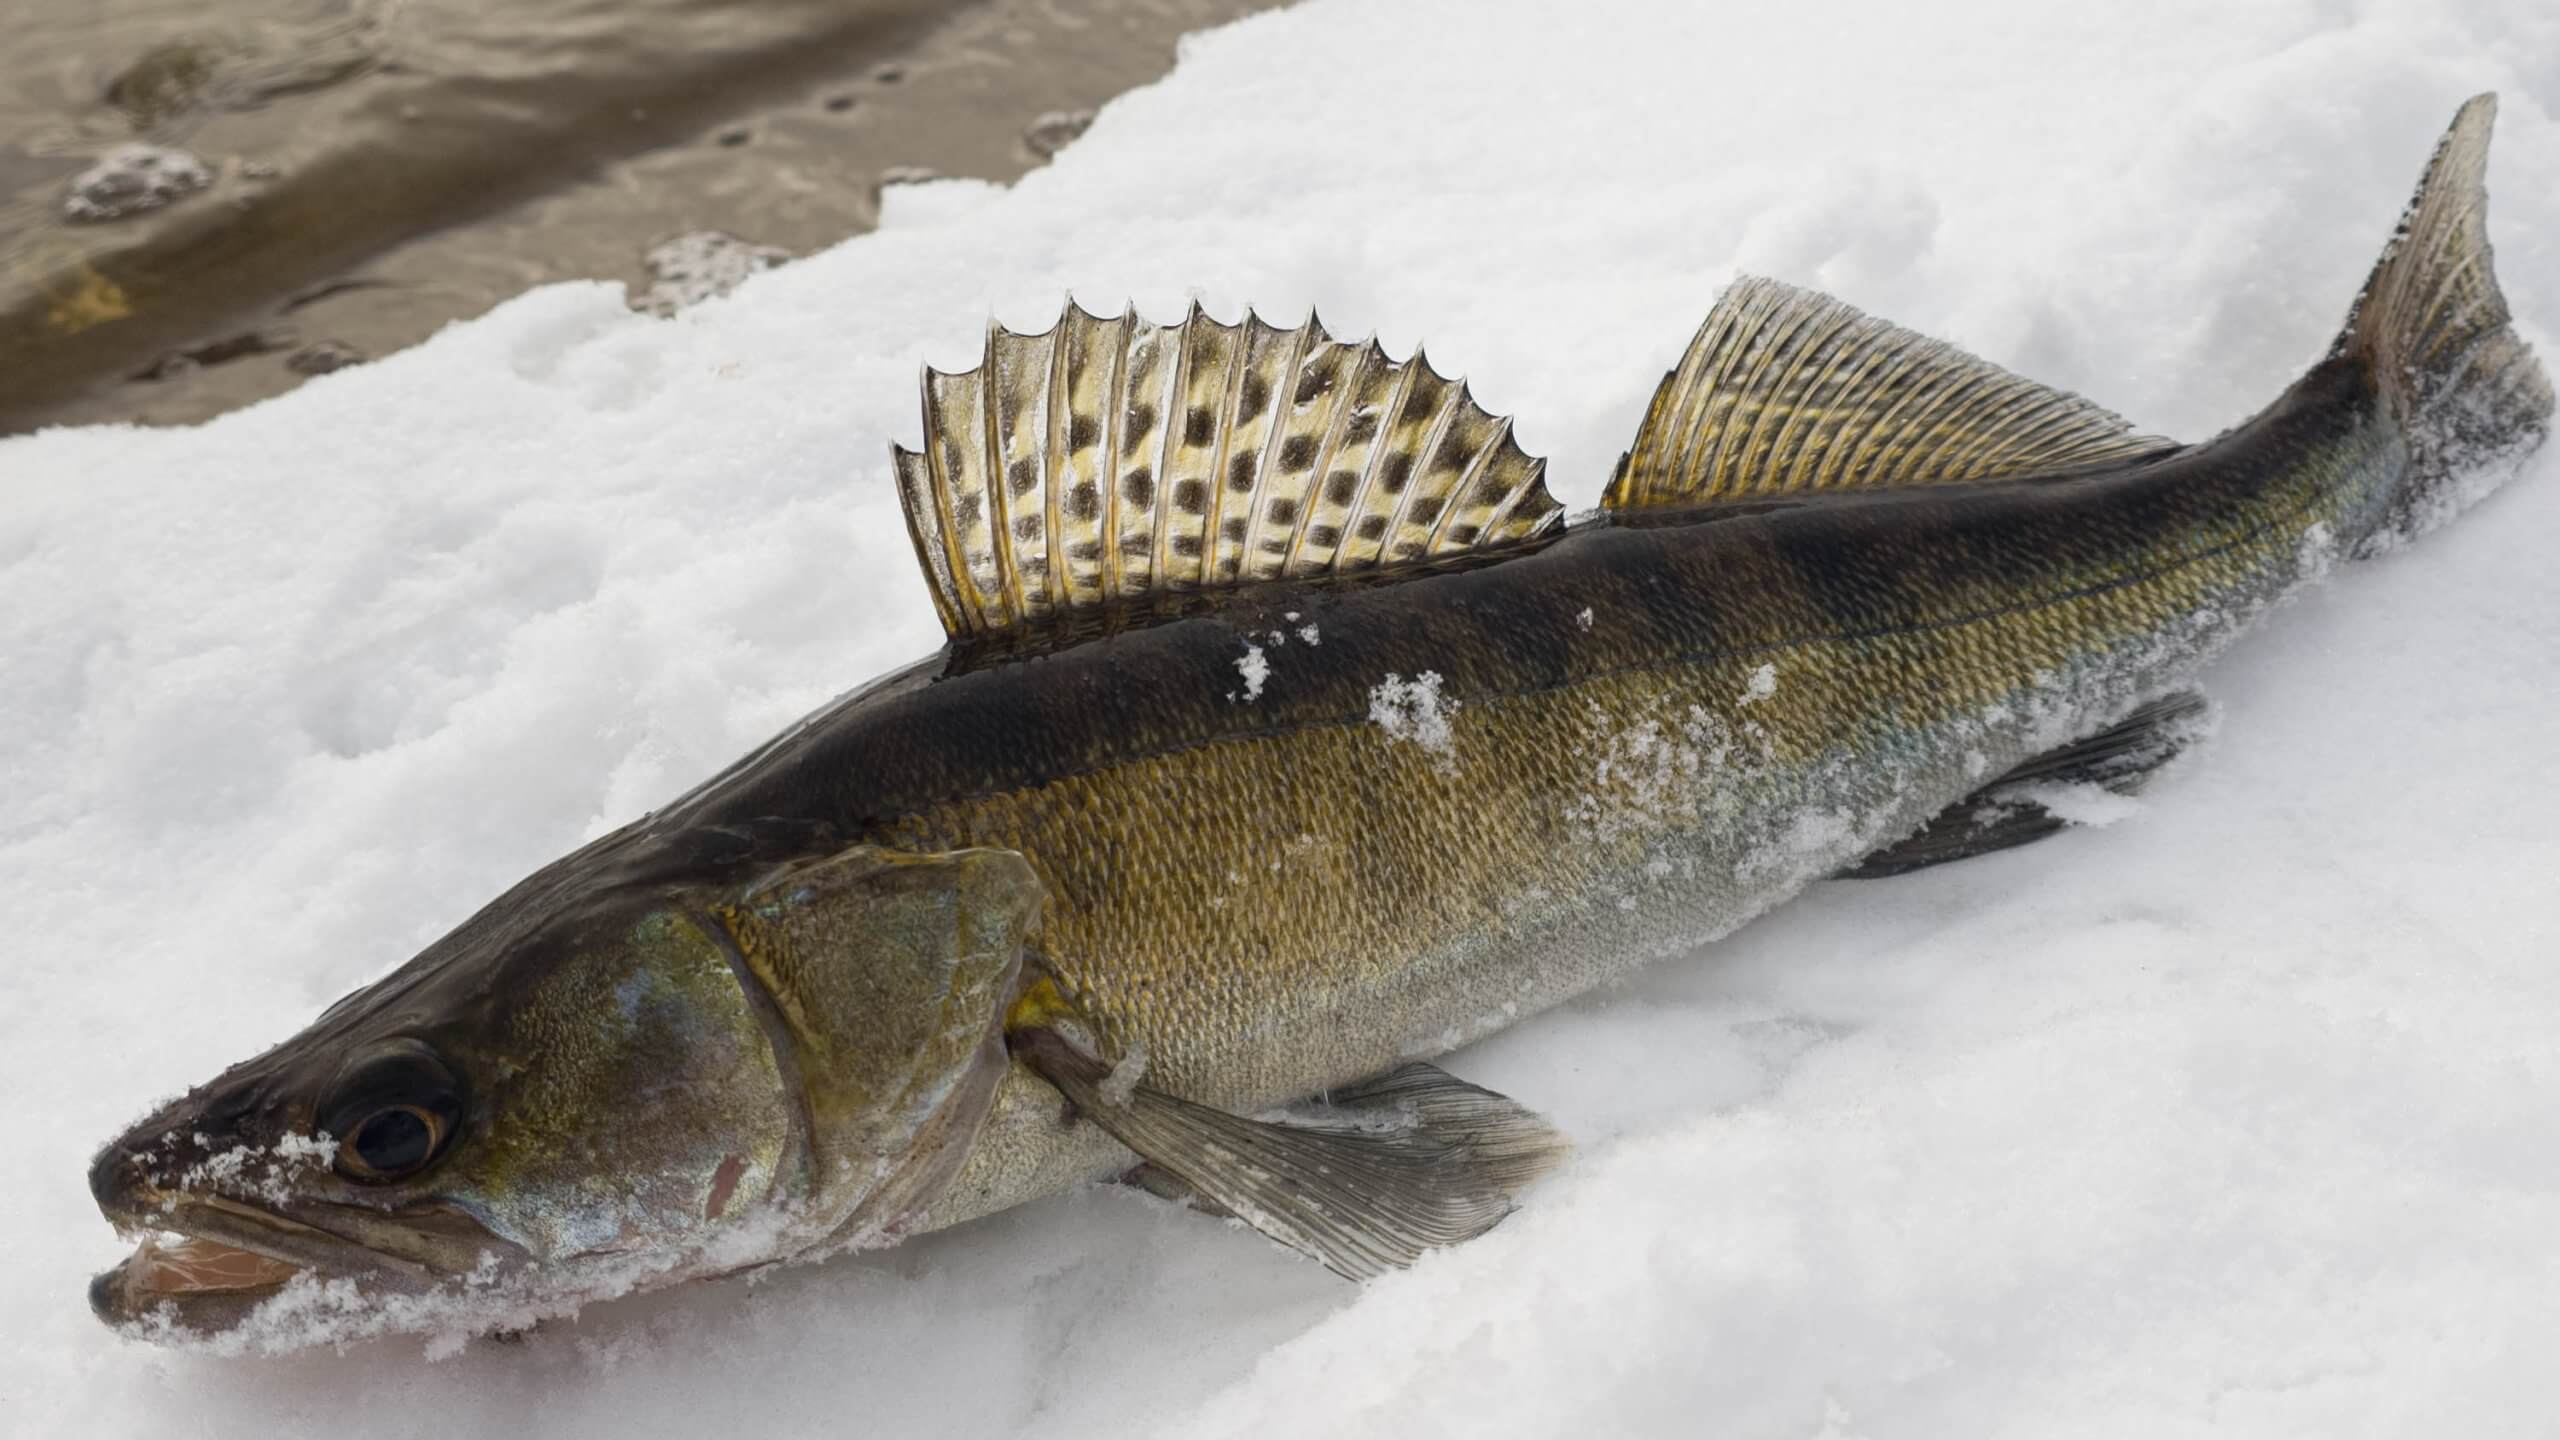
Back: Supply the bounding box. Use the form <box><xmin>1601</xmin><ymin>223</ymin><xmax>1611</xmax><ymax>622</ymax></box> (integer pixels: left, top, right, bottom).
<box><xmin>136</xmin><ymin>1131</ymin><xmax>341</xmax><ymax>1210</ymax></box>
<box><xmin>1740</xmin><ymin>662</ymin><xmax>1777</xmax><ymax>704</ymax></box>
<box><xmin>1563</xmin><ymin>701</ymin><xmax>1753</xmax><ymax>849</ymax></box>
<box><xmin>1099</xmin><ymin>1044</ymin><xmax>1150</xmax><ymax>1108</ymax></box>
<box><xmin>1367</xmin><ymin>671</ymin><xmax>1456</xmax><ymax>760</ymax></box>
<box><xmin>1233</xmin><ymin>641</ymin><xmax>1269</xmax><ymax>701</ymax></box>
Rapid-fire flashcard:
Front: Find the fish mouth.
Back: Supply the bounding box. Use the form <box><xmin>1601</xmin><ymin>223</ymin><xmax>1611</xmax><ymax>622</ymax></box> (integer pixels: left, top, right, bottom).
<box><xmin>90</xmin><ymin>1190</ymin><xmax>516</xmax><ymax>1336</ymax></box>
<box><xmin>91</xmin><ymin>1232</ymin><xmax>308</xmax><ymax>1335</ymax></box>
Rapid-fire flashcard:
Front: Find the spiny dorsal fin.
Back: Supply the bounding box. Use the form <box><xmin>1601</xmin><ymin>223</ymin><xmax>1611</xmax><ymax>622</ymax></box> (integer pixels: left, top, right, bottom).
<box><xmin>1605</xmin><ymin>276</ymin><xmax>2178</xmax><ymax>511</ymax></box>
<box><xmin>894</xmin><ymin>303</ymin><xmax>1565</xmax><ymax>641</ymax></box>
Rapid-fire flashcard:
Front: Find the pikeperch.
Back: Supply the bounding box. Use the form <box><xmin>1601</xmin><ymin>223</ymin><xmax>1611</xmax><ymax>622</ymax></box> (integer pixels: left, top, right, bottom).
<box><xmin>89</xmin><ymin>97</ymin><xmax>2549</xmax><ymax>1346</ymax></box>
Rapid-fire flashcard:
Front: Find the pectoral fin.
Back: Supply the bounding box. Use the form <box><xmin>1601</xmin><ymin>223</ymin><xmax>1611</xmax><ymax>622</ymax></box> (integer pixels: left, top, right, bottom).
<box><xmin>1012</xmin><ymin>1028</ymin><xmax>1568</xmax><ymax>1279</ymax></box>
<box><xmin>1843</xmin><ymin>690</ymin><xmax>2210</xmax><ymax>879</ymax></box>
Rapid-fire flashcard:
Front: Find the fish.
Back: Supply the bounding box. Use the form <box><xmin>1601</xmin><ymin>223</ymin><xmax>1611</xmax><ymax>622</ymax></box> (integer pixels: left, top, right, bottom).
<box><xmin>88</xmin><ymin>95</ymin><xmax>2549</xmax><ymax>1348</ymax></box>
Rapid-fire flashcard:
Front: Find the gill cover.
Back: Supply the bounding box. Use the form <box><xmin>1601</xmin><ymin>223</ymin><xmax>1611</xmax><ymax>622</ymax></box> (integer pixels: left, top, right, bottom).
<box><xmin>714</xmin><ymin>845</ymin><xmax>1043</xmax><ymax>1248</ymax></box>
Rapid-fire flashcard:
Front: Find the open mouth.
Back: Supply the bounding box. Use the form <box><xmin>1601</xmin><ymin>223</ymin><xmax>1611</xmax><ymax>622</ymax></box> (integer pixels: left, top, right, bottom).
<box><xmin>88</xmin><ymin>1198</ymin><xmax>352</xmax><ymax>1338</ymax></box>
<box><xmin>89</xmin><ymin>1190</ymin><xmax>505</xmax><ymax>1336</ymax></box>
<box><xmin>91</xmin><ymin>1232</ymin><xmax>307</xmax><ymax>1331</ymax></box>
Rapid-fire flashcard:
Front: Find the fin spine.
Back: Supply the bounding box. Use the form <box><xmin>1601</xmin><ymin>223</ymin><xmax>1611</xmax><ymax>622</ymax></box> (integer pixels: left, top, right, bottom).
<box><xmin>1278</xmin><ymin>334</ymin><xmax>1366</xmax><ymax>572</ymax></box>
<box><xmin>1233</xmin><ymin>317</ymin><xmax>1313</xmax><ymax>576</ymax></box>
<box><xmin>1097</xmin><ymin>307</ymin><xmax>1131</xmax><ymax>601</ymax></box>
<box><xmin>1388</xmin><ymin>367</ymin><xmax>1466</xmax><ymax>559</ymax></box>
<box><xmin>1341</xmin><ymin>353</ymin><xmax>1419</xmax><ymax>570</ymax></box>
<box><xmin>896</xmin><ymin>304</ymin><xmax>1564</xmax><ymax>643</ymax></box>
<box><xmin>979</xmin><ymin>337</ymin><xmax>1019</xmax><ymax>624</ymax></box>
<box><xmin>923</xmin><ymin>374</ymin><xmax>980</xmax><ymax>632</ymax></box>
<box><xmin>1039</xmin><ymin>313</ymin><xmax>1068</xmax><ymax>613</ymax></box>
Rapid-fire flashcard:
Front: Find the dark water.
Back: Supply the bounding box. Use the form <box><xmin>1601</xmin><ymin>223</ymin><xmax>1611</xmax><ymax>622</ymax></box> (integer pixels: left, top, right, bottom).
<box><xmin>0</xmin><ymin>0</ymin><xmax>1278</xmax><ymax>435</ymax></box>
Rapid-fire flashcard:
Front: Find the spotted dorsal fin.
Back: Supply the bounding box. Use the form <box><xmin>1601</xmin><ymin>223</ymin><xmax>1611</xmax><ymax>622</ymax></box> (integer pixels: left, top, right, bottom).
<box><xmin>1604</xmin><ymin>276</ymin><xmax>2178</xmax><ymax>511</ymax></box>
<box><xmin>894</xmin><ymin>302</ymin><xmax>1565</xmax><ymax>641</ymax></box>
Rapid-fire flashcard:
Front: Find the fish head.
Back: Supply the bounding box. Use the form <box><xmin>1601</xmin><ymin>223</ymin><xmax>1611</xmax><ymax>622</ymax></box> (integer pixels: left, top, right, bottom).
<box><xmin>87</xmin><ymin>838</ymin><xmax>1042</xmax><ymax>1343</ymax></box>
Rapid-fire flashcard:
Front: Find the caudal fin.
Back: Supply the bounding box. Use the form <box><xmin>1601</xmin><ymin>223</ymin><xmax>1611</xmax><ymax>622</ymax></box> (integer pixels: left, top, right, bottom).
<box><xmin>2332</xmin><ymin>93</ymin><xmax>2553</xmax><ymax>546</ymax></box>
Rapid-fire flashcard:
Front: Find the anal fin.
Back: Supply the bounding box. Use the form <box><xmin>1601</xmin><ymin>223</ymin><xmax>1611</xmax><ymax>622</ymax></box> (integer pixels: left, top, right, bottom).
<box><xmin>1014</xmin><ymin>1028</ymin><xmax>1569</xmax><ymax>1280</ymax></box>
<box><xmin>1842</xmin><ymin>690</ymin><xmax>2210</xmax><ymax>880</ymax></box>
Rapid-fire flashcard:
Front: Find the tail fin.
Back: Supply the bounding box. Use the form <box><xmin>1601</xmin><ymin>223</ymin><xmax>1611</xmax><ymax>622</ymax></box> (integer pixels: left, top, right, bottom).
<box><xmin>2332</xmin><ymin>93</ymin><xmax>2552</xmax><ymax>546</ymax></box>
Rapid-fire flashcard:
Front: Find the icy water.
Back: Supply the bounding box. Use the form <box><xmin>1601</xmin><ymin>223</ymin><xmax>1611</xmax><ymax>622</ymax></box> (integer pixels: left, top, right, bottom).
<box><xmin>0</xmin><ymin>0</ymin><xmax>1277</xmax><ymax>434</ymax></box>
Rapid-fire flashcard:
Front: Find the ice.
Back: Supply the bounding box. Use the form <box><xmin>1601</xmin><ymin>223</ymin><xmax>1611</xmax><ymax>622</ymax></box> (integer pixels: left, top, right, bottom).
<box><xmin>638</xmin><ymin>232</ymin><xmax>793</xmax><ymax>317</ymax></box>
<box><xmin>63</xmin><ymin>144</ymin><xmax>212</xmax><ymax>222</ymax></box>
<box><xmin>1023</xmin><ymin>109</ymin><xmax>1098</xmax><ymax>160</ymax></box>
<box><xmin>5</xmin><ymin>0</ymin><xmax>2558</xmax><ymax>1433</ymax></box>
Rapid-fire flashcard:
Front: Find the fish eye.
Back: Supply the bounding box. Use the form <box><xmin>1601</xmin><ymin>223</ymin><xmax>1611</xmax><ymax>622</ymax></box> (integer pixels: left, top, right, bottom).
<box><xmin>321</xmin><ymin>1040</ymin><xmax>463</xmax><ymax>1185</ymax></box>
<box><xmin>340</xmin><ymin>1105</ymin><xmax>445</xmax><ymax>1182</ymax></box>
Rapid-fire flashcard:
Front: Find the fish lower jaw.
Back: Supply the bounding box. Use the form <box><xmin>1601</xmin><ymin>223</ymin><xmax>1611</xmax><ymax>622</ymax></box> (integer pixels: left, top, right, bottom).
<box><xmin>87</xmin><ymin>1192</ymin><xmax>478</xmax><ymax>1338</ymax></box>
<box><xmin>91</xmin><ymin>1231</ymin><xmax>308</xmax><ymax>1335</ymax></box>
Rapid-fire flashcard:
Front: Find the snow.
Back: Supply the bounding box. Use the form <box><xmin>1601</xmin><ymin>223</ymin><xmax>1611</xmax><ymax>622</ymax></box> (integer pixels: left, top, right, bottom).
<box><xmin>1232</xmin><ymin>640</ymin><xmax>1269</xmax><ymax>701</ymax></box>
<box><xmin>1366</xmin><ymin>671</ymin><xmax>1458</xmax><ymax>758</ymax></box>
<box><xmin>1099</xmin><ymin>1044</ymin><xmax>1151</xmax><ymax>1110</ymax></box>
<box><xmin>2004</xmin><ymin>780</ymin><xmax>2145</xmax><ymax>829</ymax></box>
<box><xmin>4</xmin><ymin>0</ymin><xmax>2558</xmax><ymax>1432</ymax></box>
<box><xmin>1741</xmin><ymin>662</ymin><xmax>1778</xmax><ymax>705</ymax></box>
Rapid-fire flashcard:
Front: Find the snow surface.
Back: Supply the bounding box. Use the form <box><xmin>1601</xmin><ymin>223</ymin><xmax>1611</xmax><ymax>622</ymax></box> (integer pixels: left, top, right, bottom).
<box><xmin>6</xmin><ymin>0</ymin><xmax>2559</xmax><ymax>1433</ymax></box>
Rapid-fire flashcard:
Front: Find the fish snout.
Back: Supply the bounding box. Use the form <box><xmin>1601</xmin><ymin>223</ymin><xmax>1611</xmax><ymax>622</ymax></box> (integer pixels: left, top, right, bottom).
<box><xmin>88</xmin><ymin>1134</ymin><xmax>153</xmax><ymax>1221</ymax></box>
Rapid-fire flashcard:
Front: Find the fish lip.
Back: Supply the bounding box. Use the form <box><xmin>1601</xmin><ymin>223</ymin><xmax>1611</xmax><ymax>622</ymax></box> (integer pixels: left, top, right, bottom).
<box><xmin>90</xmin><ymin>1184</ymin><xmax>522</xmax><ymax>1336</ymax></box>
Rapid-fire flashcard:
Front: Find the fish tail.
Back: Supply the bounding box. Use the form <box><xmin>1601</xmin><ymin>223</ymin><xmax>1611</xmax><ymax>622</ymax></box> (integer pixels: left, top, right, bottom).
<box><xmin>2330</xmin><ymin>93</ymin><xmax>2552</xmax><ymax>549</ymax></box>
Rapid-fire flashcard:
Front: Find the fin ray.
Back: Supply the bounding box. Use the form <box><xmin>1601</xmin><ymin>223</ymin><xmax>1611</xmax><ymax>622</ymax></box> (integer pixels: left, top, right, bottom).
<box><xmin>901</xmin><ymin>306</ymin><xmax>1564</xmax><ymax>642</ymax></box>
<box><xmin>2327</xmin><ymin>93</ymin><xmax>2552</xmax><ymax>542</ymax></box>
<box><xmin>1015</xmin><ymin>1030</ymin><xmax>1569</xmax><ymax>1280</ymax></box>
<box><xmin>1608</xmin><ymin>276</ymin><xmax>2178</xmax><ymax>511</ymax></box>
<box><xmin>1842</xmin><ymin>691</ymin><xmax>2211</xmax><ymax>880</ymax></box>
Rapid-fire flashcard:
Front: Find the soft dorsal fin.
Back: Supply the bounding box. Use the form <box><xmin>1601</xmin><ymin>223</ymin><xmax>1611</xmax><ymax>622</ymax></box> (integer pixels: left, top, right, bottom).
<box><xmin>894</xmin><ymin>303</ymin><xmax>1566</xmax><ymax>641</ymax></box>
<box><xmin>1604</xmin><ymin>276</ymin><xmax>2178</xmax><ymax>511</ymax></box>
